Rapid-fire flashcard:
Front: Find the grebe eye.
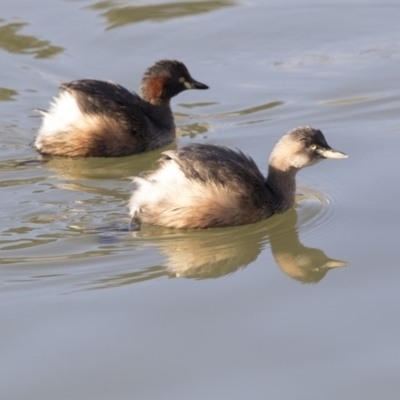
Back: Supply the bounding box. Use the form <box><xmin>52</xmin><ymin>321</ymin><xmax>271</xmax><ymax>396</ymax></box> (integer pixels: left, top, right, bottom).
<box><xmin>310</xmin><ymin>144</ymin><xmax>317</xmax><ymax>150</ymax></box>
<box><xmin>179</xmin><ymin>77</ymin><xmax>185</xmax><ymax>83</ymax></box>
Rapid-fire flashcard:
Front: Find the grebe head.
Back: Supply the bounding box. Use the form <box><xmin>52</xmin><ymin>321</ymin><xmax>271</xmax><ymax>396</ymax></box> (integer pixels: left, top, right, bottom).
<box><xmin>140</xmin><ymin>59</ymin><xmax>208</xmax><ymax>105</ymax></box>
<box><xmin>269</xmin><ymin>126</ymin><xmax>348</xmax><ymax>171</ymax></box>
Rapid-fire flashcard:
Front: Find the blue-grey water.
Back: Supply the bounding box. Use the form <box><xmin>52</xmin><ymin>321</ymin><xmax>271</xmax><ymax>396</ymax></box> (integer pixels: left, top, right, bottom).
<box><xmin>1</xmin><ymin>1</ymin><xmax>400</xmax><ymax>399</ymax></box>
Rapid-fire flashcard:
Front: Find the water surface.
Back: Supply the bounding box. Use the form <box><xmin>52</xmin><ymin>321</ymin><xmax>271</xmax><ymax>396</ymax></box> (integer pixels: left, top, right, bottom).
<box><xmin>1</xmin><ymin>1</ymin><xmax>400</xmax><ymax>399</ymax></box>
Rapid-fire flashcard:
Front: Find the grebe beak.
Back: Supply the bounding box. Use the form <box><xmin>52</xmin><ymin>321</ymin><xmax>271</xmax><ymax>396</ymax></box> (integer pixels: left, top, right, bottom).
<box><xmin>317</xmin><ymin>147</ymin><xmax>348</xmax><ymax>159</ymax></box>
<box><xmin>185</xmin><ymin>79</ymin><xmax>209</xmax><ymax>90</ymax></box>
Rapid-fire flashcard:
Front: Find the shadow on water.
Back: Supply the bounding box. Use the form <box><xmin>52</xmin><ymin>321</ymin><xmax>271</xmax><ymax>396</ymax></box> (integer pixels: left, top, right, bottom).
<box><xmin>90</xmin><ymin>208</ymin><xmax>348</xmax><ymax>290</ymax></box>
<box><xmin>88</xmin><ymin>0</ymin><xmax>237</xmax><ymax>30</ymax></box>
<box><xmin>0</xmin><ymin>21</ymin><xmax>63</xmax><ymax>58</ymax></box>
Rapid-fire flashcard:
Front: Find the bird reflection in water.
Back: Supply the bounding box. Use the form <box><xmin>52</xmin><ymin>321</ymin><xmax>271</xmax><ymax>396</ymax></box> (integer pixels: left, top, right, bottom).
<box><xmin>266</xmin><ymin>209</ymin><xmax>348</xmax><ymax>283</ymax></box>
<box><xmin>153</xmin><ymin>208</ymin><xmax>348</xmax><ymax>283</ymax></box>
<box><xmin>93</xmin><ymin>208</ymin><xmax>348</xmax><ymax>289</ymax></box>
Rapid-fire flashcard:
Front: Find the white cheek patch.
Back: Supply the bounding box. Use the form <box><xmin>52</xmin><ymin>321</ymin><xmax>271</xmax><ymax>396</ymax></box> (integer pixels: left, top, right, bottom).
<box><xmin>289</xmin><ymin>153</ymin><xmax>310</xmax><ymax>169</ymax></box>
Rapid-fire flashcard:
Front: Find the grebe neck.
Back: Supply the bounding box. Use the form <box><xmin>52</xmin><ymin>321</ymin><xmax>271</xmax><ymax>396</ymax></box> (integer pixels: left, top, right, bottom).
<box><xmin>140</xmin><ymin>77</ymin><xmax>171</xmax><ymax>106</ymax></box>
<box><xmin>265</xmin><ymin>165</ymin><xmax>298</xmax><ymax>213</ymax></box>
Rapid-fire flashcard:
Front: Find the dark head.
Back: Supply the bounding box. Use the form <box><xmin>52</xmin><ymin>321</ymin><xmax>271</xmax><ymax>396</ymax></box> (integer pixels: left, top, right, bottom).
<box><xmin>269</xmin><ymin>126</ymin><xmax>348</xmax><ymax>171</ymax></box>
<box><xmin>140</xmin><ymin>59</ymin><xmax>208</xmax><ymax>105</ymax></box>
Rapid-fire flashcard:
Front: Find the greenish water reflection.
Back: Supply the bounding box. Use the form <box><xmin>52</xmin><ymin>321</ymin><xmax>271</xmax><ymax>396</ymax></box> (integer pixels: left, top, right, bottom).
<box><xmin>89</xmin><ymin>0</ymin><xmax>237</xmax><ymax>30</ymax></box>
<box><xmin>0</xmin><ymin>87</ymin><xmax>18</xmax><ymax>101</ymax></box>
<box><xmin>91</xmin><ymin>209</ymin><xmax>348</xmax><ymax>289</ymax></box>
<box><xmin>0</xmin><ymin>21</ymin><xmax>63</xmax><ymax>58</ymax></box>
<box><xmin>40</xmin><ymin>143</ymin><xmax>176</xmax><ymax>180</ymax></box>
<box><xmin>176</xmin><ymin>101</ymin><xmax>284</xmax><ymax>119</ymax></box>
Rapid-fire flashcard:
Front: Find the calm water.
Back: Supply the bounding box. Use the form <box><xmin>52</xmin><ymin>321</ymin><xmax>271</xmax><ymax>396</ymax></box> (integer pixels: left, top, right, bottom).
<box><xmin>1</xmin><ymin>0</ymin><xmax>400</xmax><ymax>399</ymax></box>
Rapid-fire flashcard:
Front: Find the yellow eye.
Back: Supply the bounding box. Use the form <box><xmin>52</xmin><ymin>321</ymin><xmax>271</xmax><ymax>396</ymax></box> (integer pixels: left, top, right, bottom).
<box><xmin>179</xmin><ymin>77</ymin><xmax>185</xmax><ymax>83</ymax></box>
<box><xmin>310</xmin><ymin>144</ymin><xmax>316</xmax><ymax>150</ymax></box>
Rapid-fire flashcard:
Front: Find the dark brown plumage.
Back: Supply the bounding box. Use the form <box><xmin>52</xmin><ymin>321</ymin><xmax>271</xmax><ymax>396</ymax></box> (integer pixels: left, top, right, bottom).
<box><xmin>34</xmin><ymin>60</ymin><xmax>208</xmax><ymax>157</ymax></box>
<box><xmin>129</xmin><ymin>126</ymin><xmax>348</xmax><ymax>229</ymax></box>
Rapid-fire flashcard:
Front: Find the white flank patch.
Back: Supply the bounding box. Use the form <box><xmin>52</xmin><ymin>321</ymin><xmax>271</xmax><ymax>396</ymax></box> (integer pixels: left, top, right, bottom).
<box><xmin>128</xmin><ymin>158</ymin><xmax>237</xmax><ymax>229</ymax></box>
<box><xmin>129</xmin><ymin>161</ymin><xmax>187</xmax><ymax>217</ymax></box>
<box><xmin>37</xmin><ymin>91</ymin><xmax>84</xmax><ymax>138</ymax></box>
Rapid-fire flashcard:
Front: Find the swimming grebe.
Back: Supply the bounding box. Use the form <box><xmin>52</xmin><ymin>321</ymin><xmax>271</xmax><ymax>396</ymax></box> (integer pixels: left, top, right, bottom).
<box><xmin>34</xmin><ymin>60</ymin><xmax>208</xmax><ymax>157</ymax></box>
<box><xmin>129</xmin><ymin>126</ymin><xmax>347</xmax><ymax>229</ymax></box>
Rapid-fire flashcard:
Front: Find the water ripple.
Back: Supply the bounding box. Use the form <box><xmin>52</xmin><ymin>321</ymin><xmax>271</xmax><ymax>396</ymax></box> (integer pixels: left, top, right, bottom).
<box><xmin>296</xmin><ymin>183</ymin><xmax>342</xmax><ymax>240</ymax></box>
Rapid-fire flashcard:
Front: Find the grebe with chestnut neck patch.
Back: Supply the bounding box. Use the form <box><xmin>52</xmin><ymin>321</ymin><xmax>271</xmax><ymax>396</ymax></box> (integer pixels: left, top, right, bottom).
<box><xmin>34</xmin><ymin>60</ymin><xmax>208</xmax><ymax>157</ymax></box>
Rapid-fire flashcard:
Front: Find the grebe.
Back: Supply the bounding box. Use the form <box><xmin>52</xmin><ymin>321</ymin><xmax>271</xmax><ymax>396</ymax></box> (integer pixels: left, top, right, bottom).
<box><xmin>129</xmin><ymin>126</ymin><xmax>347</xmax><ymax>229</ymax></box>
<box><xmin>35</xmin><ymin>60</ymin><xmax>208</xmax><ymax>157</ymax></box>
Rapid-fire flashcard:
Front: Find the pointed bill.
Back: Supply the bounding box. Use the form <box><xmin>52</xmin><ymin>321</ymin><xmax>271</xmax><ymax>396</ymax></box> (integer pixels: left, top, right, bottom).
<box><xmin>317</xmin><ymin>147</ymin><xmax>348</xmax><ymax>159</ymax></box>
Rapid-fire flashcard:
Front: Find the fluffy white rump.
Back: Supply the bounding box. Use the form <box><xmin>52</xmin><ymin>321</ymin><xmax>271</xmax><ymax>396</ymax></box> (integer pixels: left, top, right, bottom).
<box><xmin>129</xmin><ymin>160</ymin><xmax>238</xmax><ymax>229</ymax></box>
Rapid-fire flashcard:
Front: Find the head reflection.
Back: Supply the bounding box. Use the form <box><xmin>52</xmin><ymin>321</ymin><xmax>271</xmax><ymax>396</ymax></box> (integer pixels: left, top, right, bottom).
<box><xmin>129</xmin><ymin>208</ymin><xmax>348</xmax><ymax>284</ymax></box>
<box><xmin>267</xmin><ymin>209</ymin><xmax>348</xmax><ymax>283</ymax></box>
